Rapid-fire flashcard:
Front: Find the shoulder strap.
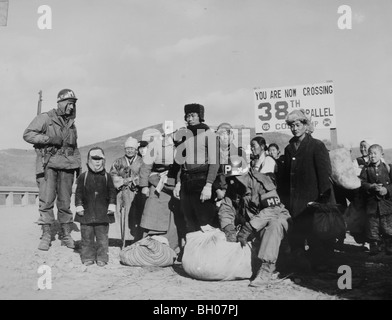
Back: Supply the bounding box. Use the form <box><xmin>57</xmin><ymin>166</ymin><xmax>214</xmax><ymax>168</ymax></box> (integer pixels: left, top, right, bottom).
<box><xmin>84</xmin><ymin>171</ymin><xmax>88</xmax><ymax>187</ymax></box>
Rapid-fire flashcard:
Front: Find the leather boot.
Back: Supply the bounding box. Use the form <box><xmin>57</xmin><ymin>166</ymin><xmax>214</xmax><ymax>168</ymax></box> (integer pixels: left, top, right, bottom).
<box><xmin>249</xmin><ymin>262</ymin><xmax>277</xmax><ymax>287</ymax></box>
<box><xmin>369</xmin><ymin>241</ymin><xmax>380</xmax><ymax>256</ymax></box>
<box><xmin>61</xmin><ymin>223</ymin><xmax>75</xmax><ymax>249</ymax></box>
<box><xmin>38</xmin><ymin>225</ymin><xmax>52</xmax><ymax>251</ymax></box>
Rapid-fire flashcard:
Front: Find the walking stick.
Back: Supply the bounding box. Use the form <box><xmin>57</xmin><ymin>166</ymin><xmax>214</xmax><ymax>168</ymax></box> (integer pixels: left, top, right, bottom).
<box><xmin>120</xmin><ymin>190</ymin><xmax>126</xmax><ymax>249</ymax></box>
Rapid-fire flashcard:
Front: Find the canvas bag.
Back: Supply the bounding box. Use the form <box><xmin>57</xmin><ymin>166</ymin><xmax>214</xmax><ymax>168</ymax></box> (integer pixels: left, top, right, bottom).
<box><xmin>119</xmin><ymin>235</ymin><xmax>176</xmax><ymax>267</ymax></box>
<box><xmin>181</xmin><ymin>228</ymin><xmax>253</xmax><ymax>281</ymax></box>
<box><xmin>312</xmin><ymin>202</ymin><xmax>346</xmax><ymax>240</ymax></box>
<box><xmin>329</xmin><ymin>148</ymin><xmax>361</xmax><ymax>190</ymax></box>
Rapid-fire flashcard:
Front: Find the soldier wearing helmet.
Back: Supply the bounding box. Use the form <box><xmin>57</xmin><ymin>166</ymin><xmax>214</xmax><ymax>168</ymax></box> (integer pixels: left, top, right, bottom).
<box><xmin>23</xmin><ymin>88</ymin><xmax>82</xmax><ymax>251</ymax></box>
<box><xmin>218</xmin><ymin>155</ymin><xmax>291</xmax><ymax>287</ymax></box>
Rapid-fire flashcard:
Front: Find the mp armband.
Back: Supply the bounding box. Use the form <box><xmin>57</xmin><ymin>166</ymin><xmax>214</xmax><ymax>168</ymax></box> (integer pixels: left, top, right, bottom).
<box><xmin>260</xmin><ymin>196</ymin><xmax>281</xmax><ymax>208</ymax></box>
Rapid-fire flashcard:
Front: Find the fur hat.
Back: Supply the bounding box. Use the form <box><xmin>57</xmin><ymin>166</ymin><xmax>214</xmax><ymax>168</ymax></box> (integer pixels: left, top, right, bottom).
<box><xmin>184</xmin><ymin>103</ymin><xmax>205</xmax><ymax>122</ymax></box>
<box><xmin>285</xmin><ymin>109</ymin><xmax>310</xmax><ymax>124</ymax></box>
<box><xmin>286</xmin><ymin>109</ymin><xmax>314</xmax><ymax>133</ymax></box>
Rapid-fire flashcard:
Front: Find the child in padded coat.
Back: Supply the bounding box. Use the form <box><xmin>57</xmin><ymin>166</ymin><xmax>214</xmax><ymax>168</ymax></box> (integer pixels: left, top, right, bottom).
<box><xmin>359</xmin><ymin>144</ymin><xmax>392</xmax><ymax>256</ymax></box>
<box><xmin>75</xmin><ymin>147</ymin><xmax>117</xmax><ymax>266</ymax></box>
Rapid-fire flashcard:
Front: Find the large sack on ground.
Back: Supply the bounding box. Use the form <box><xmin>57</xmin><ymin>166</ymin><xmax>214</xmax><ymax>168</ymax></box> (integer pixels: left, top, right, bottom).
<box><xmin>312</xmin><ymin>203</ymin><xmax>346</xmax><ymax>240</ymax></box>
<box><xmin>182</xmin><ymin>228</ymin><xmax>253</xmax><ymax>281</ymax></box>
<box><xmin>119</xmin><ymin>236</ymin><xmax>176</xmax><ymax>267</ymax></box>
<box><xmin>329</xmin><ymin>148</ymin><xmax>361</xmax><ymax>190</ymax></box>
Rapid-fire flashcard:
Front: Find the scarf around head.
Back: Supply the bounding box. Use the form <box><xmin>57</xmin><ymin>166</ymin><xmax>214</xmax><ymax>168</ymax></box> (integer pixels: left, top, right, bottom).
<box><xmin>87</xmin><ymin>160</ymin><xmax>106</xmax><ymax>174</ymax></box>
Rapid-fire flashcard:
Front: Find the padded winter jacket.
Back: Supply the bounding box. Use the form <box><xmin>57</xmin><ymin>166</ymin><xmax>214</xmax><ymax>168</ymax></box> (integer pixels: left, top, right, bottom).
<box><xmin>74</xmin><ymin>167</ymin><xmax>117</xmax><ymax>224</ymax></box>
<box><xmin>23</xmin><ymin>108</ymin><xmax>81</xmax><ymax>174</ymax></box>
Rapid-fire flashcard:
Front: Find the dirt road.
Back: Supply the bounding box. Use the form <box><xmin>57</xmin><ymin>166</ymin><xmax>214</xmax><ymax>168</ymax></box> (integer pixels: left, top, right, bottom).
<box><xmin>0</xmin><ymin>206</ymin><xmax>391</xmax><ymax>301</ymax></box>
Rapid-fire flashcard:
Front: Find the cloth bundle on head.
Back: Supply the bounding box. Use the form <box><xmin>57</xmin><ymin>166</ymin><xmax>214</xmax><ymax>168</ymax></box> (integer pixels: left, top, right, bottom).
<box><xmin>184</xmin><ymin>103</ymin><xmax>205</xmax><ymax>122</ymax></box>
<box><xmin>89</xmin><ymin>148</ymin><xmax>105</xmax><ymax>160</ymax></box>
<box><xmin>217</xmin><ymin>122</ymin><xmax>233</xmax><ymax>134</ymax></box>
<box><xmin>124</xmin><ymin>136</ymin><xmax>138</xmax><ymax>149</ymax></box>
<box><xmin>285</xmin><ymin>109</ymin><xmax>314</xmax><ymax>133</ymax></box>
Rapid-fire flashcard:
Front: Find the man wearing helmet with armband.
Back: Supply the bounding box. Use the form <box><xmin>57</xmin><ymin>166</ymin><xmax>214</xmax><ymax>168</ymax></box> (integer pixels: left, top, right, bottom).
<box><xmin>218</xmin><ymin>155</ymin><xmax>291</xmax><ymax>287</ymax></box>
<box><xmin>23</xmin><ymin>89</ymin><xmax>82</xmax><ymax>251</ymax></box>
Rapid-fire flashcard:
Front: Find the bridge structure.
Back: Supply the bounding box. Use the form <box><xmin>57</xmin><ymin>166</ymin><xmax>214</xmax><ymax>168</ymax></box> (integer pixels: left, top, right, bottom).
<box><xmin>0</xmin><ymin>186</ymin><xmax>76</xmax><ymax>207</ymax></box>
<box><xmin>0</xmin><ymin>186</ymin><xmax>39</xmax><ymax>207</ymax></box>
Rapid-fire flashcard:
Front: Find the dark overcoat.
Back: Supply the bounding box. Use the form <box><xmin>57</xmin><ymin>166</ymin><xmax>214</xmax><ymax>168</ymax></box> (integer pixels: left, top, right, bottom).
<box><xmin>282</xmin><ymin>134</ymin><xmax>332</xmax><ymax>218</ymax></box>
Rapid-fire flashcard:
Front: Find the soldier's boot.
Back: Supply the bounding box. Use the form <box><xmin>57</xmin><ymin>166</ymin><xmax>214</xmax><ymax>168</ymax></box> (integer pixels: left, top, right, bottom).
<box><xmin>385</xmin><ymin>238</ymin><xmax>392</xmax><ymax>255</ymax></box>
<box><xmin>60</xmin><ymin>223</ymin><xmax>75</xmax><ymax>249</ymax></box>
<box><xmin>249</xmin><ymin>262</ymin><xmax>278</xmax><ymax>287</ymax></box>
<box><xmin>38</xmin><ymin>225</ymin><xmax>52</xmax><ymax>251</ymax></box>
<box><xmin>369</xmin><ymin>241</ymin><xmax>380</xmax><ymax>256</ymax></box>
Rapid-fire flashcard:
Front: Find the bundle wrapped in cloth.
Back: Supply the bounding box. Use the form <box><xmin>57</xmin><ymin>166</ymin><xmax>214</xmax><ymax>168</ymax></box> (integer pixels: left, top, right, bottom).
<box><xmin>119</xmin><ymin>235</ymin><xmax>176</xmax><ymax>267</ymax></box>
<box><xmin>182</xmin><ymin>227</ymin><xmax>253</xmax><ymax>281</ymax></box>
<box><xmin>329</xmin><ymin>148</ymin><xmax>361</xmax><ymax>190</ymax></box>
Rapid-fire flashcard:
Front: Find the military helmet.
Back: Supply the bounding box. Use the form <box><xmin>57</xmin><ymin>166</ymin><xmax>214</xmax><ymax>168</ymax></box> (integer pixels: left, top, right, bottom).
<box><xmin>224</xmin><ymin>155</ymin><xmax>249</xmax><ymax>177</ymax></box>
<box><xmin>57</xmin><ymin>89</ymin><xmax>78</xmax><ymax>103</ymax></box>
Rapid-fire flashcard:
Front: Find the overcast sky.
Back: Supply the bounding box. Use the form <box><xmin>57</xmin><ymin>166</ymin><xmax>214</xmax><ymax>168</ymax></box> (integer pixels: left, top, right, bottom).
<box><xmin>1</xmin><ymin>0</ymin><xmax>391</xmax><ymax>150</ymax></box>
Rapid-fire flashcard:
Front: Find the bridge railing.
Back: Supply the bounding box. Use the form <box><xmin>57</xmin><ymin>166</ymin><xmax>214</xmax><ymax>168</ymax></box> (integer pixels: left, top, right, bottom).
<box><xmin>0</xmin><ymin>186</ymin><xmax>40</xmax><ymax>206</ymax></box>
<box><xmin>0</xmin><ymin>186</ymin><xmax>77</xmax><ymax>207</ymax></box>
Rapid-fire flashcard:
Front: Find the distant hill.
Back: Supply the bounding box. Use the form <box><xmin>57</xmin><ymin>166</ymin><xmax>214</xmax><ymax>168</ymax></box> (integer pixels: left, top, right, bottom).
<box><xmin>1</xmin><ymin>125</ymin><xmax>391</xmax><ymax>188</ymax></box>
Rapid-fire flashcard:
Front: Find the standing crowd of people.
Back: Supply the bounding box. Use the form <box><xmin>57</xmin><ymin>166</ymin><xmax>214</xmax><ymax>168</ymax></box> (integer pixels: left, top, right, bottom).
<box><xmin>23</xmin><ymin>89</ymin><xmax>392</xmax><ymax>287</ymax></box>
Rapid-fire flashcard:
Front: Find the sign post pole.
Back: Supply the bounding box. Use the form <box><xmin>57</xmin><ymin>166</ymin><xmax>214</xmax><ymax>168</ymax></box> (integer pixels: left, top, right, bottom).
<box><xmin>330</xmin><ymin>128</ymin><xmax>338</xmax><ymax>150</ymax></box>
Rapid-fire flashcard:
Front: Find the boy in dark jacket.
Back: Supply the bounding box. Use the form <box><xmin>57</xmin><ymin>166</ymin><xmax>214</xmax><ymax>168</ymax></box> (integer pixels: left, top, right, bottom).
<box><xmin>359</xmin><ymin>144</ymin><xmax>392</xmax><ymax>255</ymax></box>
<box><xmin>75</xmin><ymin>147</ymin><xmax>117</xmax><ymax>266</ymax></box>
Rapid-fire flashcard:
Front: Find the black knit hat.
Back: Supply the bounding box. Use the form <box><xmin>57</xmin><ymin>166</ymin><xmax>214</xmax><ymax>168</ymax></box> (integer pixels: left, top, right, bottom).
<box><xmin>184</xmin><ymin>103</ymin><xmax>205</xmax><ymax>122</ymax></box>
<box><xmin>138</xmin><ymin>140</ymin><xmax>149</xmax><ymax>148</ymax></box>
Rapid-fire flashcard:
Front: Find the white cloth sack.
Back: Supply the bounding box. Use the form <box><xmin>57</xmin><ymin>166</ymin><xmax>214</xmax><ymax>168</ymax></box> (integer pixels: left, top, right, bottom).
<box><xmin>329</xmin><ymin>148</ymin><xmax>361</xmax><ymax>190</ymax></box>
<box><xmin>182</xmin><ymin>228</ymin><xmax>253</xmax><ymax>281</ymax></box>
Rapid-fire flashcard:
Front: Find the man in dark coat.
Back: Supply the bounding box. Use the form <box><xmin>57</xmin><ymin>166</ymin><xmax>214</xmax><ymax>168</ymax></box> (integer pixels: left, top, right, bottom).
<box><xmin>282</xmin><ymin>109</ymin><xmax>333</xmax><ymax>270</ymax></box>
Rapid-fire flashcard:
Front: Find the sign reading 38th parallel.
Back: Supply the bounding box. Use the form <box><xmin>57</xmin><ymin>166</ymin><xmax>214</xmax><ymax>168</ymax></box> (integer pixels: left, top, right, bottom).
<box><xmin>254</xmin><ymin>81</ymin><xmax>336</xmax><ymax>134</ymax></box>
